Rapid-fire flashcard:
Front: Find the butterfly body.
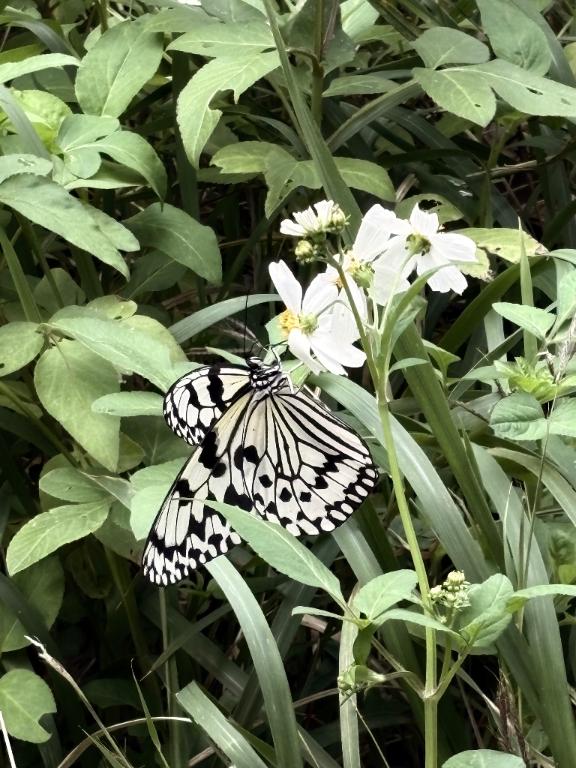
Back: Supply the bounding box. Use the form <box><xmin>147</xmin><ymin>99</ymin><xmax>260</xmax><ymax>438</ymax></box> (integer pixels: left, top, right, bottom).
<box><xmin>143</xmin><ymin>357</ymin><xmax>377</xmax><ymax>585</ymax></box>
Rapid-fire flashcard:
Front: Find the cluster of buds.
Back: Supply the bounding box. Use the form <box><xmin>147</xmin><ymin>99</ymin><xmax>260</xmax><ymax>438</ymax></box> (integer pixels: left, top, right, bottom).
<box><xmin>430</xmin><ymin>571</ymin><xmax>471</xmax><ymax>622</ymax></box>
<box><xmin>280</xmin><ymin>200</ymin><xmax>348</xmax><ymax>264</ymax></box>
<box><xmin>337</xmin><ymin>664</ymin><xmax>388</xmax><ymax>699</ymax></box>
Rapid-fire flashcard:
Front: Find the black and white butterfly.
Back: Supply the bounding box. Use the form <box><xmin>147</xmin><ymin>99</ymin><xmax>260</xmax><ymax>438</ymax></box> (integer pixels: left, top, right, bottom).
<box><xmin>142</xmin><ymin>356</ymin><xmax>378</xmax><ymax>585</ymax></box>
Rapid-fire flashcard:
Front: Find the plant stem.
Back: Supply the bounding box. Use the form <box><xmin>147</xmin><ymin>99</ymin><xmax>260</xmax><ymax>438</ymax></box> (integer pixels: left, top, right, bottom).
<box><xmin>311</xmin><ymin>0</ymin><xmax>324</xmax><ymax>126</ymax></box>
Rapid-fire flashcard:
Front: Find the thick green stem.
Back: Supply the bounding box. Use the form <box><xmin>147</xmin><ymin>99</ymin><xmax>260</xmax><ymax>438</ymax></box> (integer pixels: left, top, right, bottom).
<box><xmin>311</xmin><ymin>0</ymin><xmax>324</xmax><ymax>126</ymax></box>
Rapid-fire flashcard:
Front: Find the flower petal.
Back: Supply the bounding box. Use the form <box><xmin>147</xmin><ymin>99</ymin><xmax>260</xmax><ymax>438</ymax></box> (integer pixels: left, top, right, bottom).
<box><xmin>432</xmin><ymin>232</ymin><xmax>477</xmax><ymax>263</ymax></box>
<box><xmin>372</xmin><ymin>261</ymin><xmax>410</xmax><ymax>305</ymax></box>
<box><xmin>288</xmin><ymin>328</ymin><xmax>323</xmax><ymax>373</ymax></box>
<box><xmin>353</xmin><ymin>204</ymin><xmax>397</xmax><ymax>262</ymax></box>
<box><xmin>426</xmin><ymin>264</ymin><xmax>468</xmax><ymax>294</ymax></box>
<box><xmin>409</xmin><ymin>204</ymin><xmax>438</xmax><ymax>237</ymax></box>
<box><xmin>302</xmin><ymin>273</ymin><xmax>338</xmax><ymax>315</ymax></box>
<box><xmin>280</xmin><ymin>219</ymin><xmax>306</xmax><ymax>237</ymax></box>
<box><xmin>269</xmin><ymin>260</ymin><xmax>302</xmax><ymax>312</ymax></box>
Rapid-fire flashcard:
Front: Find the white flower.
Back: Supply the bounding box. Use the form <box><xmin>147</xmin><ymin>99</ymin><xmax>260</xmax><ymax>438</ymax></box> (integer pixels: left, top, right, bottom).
<box><xmin>269</xmin><ymin>260</ymin><xmax>365</xmax><ymax>375</ymax></box>
<box><xmin>322</xmin><ymin>204</ymin><xmax>406</xmax><ymax>311</ymax></box>
<box><xmin>176</xmin><ymin>0</ymin><xmax>201</xmax><ymax>5</ymax></box>
<box><xmin>280</xmin><ymin>200</ymin><xmax>346</xmax><ymax>238</ymax></box>
<box><xmin>375</xmin><ymin>204</ymin><xmax>477</xmax><ymax>295</ymax></box>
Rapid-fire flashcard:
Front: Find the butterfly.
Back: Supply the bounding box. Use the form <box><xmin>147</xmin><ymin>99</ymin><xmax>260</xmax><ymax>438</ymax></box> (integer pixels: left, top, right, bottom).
<box><xmin>142</xmin><ymin>356</ymin><xmax>378</xmax><ymax>585</ymax></box>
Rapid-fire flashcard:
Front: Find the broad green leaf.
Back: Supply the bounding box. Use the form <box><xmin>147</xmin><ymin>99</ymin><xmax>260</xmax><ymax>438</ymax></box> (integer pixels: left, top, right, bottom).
<box><xmin>57</xmin><ymin>114</ymin><xmax>120</xmax><ymax>150</ymax></box>
<box><xmin>341</xmin><ymin>0</ymin><xmax>378</xmax><ymax>40</ymax></box>
<box><xmin>378</xmin><ymin>608</ymin><xmax>460</xmax><ymax>636</ymax></box>
<box><xmin>6</xmin><ymin>500</ymin><xmax>109</xmax><ymax>574</ymax></box>
<box><xmin>458</xmin><ymin>228</ymin><xmax>544</xmax><ymax>262</ymax></box>
<box><xmin>47</xmin><ymin>312</ymin><xmax>175</xmax><ymax>391</ymax></box>
<box><xmin>443</xmin><ymin>750</ymin><xmax>525</xmax><ymax>768</ymax></box>
<box><xmin>177</xmin><ymin>50</ymin><xmax>279</xmax><ymax>166</ymax></box>
<box><xmin>8</xmin><ymin>89</ymin><xmax>71</xmax><ymax>151</ymax></box>
<box><xmin>169</xmin><ymin>19</ymin><xmax>273</xmax><ymax>56</ymax></box>
<box><xmin>413</xmin><ymin>27</ymin><xmax>490</xmax><ymax>69</ymax></box>
<box><xmin>414</xmin><ymin>68</ymin><xmax>496</xmax><ymax>126</ymax></box>
<box><xmin>177</xmin><ymin>682</ymin><xmax>268</xmax><ymax>768</ymax></box>
<box><xmin>92</xmin><ymin>391</ymin><xmax>164</xmax><ymax>417</ymax></box>
<box><xmin>353</xmin><ymin>570</ymin><xmax>418</xmax><ymax>621</ymax></box>
<box><xmin>0</xmin><ymin>154</ymin><xmax>51</xmax><ymax>184</ymax></box>
<box><xmin>34</xmin><ymin>268</ymin><xmax>85</xmax><ymax>315</ymax></box>
<box><xmin>75</xmin><ymin>20</ymin><xmax>164</xmax><ymax>117</ymax></box>
<box><xmin>40</xmin><ymin>467</ymin><xmax>112</xmax><ymax>504</ymax></box>
<box><xmin>489</xmin><ymin>392</ymin><xmax>547</xmax><ymax>441</ymax></box>
<box><xmin>207</xmin><ymin>500</ymin><xmax>345</xmax><ymax>603</ymax></box>
<box><xmin>547</xmin><ymin>399</ymin><xmax>576</xmax><ymax>438</ymax></box>
<box><xmin>477</xmin><ymin>0</ymin><xmax>551</xmax><ymax>75</ymax></box>
<box><xmin>323</xmin><ymin>73</ymin><xmax>395</xmax><ymax>97</ymax></box>
<box><xmin>336</xmin><ymin>157</ymin><xmax>394</xmax><ymax>200</ymax></box>
<box><xmin>0</xmin><ymin>322</ymin><xmax>43</xmax><ymax>376</ymax></box>
<box><xmin>130</xmin><ymin>458</ymin><xmax>187</xmax><ymax>540</ymax></box>
<box><xmin>474</xmin><ymin>59</ymin><xmax>576</xmax><ymax>117</ymax></box>
<box><xmin>34</xmin><ymin>340</ymin><xmax>121</xmax><ymax>470</ymax></box>
<box><xmin>0</xmin><ymin>52</ymin><xmax>78</xmax><ymax>84</ymax></box>
<box><xmin>89</xmin><ymin>132</ymin><xmax>167</xmax><ymax>199</ymax></box>
<box><xmin>123</xmin><ymin>250</ymin><xmax>186</xmax><ymax>298</ymax></box>
<box><xmin>0</xmin><ymin>175</ymin><xmax>135</xmax><ymax>278</ymax></box>
<box><xmin>212</xmin><ymin>140</ymin><xmax>285</xmax><ymax>174</ymax></box>
<box><xmin>0</xmin><ymin>557</ymin><xmax>64</xmax><ymax>652</ymax></box>
<box><xmin>125</xmin><ymin>202</ymin><xmax>222</xmax><ymax>284</ymax></box>
<box><xmin>0</xmin><ymin>670</ymin><xmax>56</xmax><ymax>743</ymax></box>
<box><xmin>493</xmin><ymin>302</ymin><xmax>554</xmax><ymax>338</ymax></box>
<box><xmin>458</xmin><ymin>574</ymin><xmax>514</xmax><ymax>648</ymax></box>
<box><xmin>507</xmin><ymin>583</ymin><xmax>576</xmax><ymax>612</ymax></box>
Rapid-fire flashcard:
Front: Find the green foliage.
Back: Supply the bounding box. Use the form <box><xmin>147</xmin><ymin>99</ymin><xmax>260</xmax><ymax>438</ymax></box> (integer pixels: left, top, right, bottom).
<box><xmin>1</xmin><ymin>1</ymin><xmax>576</xmax><ymax>767</ymax></box>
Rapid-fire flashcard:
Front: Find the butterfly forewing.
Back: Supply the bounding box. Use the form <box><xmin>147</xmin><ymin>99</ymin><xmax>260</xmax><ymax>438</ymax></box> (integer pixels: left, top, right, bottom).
<box><xmin>164</xmin><ymin>364</ymin><xmax>251</xmax><ymax>446</ymax></box>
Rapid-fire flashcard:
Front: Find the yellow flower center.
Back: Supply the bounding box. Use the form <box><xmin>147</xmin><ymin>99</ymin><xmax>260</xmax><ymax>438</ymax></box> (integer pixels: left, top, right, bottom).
<box><xmin>278</xmin><ymin>309</ymin><xmax>318</xmax><ymax>336</ymax></box>
<box><xmin>407</xmin><ymin>232</ymin><xmax>431</xmax><ymax>256</ymax></box>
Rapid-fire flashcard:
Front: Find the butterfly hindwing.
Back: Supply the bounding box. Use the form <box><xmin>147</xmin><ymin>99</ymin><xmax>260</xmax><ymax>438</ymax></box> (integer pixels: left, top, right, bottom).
<box><xmin>163</xmin><ymin>364</ymin><xmax>251</xmax><ymax>446</ymax></box>
<box><xmin>143</xmin><ymin>395</ymin><xmax>254</xmax><ymax>585</ymax></box>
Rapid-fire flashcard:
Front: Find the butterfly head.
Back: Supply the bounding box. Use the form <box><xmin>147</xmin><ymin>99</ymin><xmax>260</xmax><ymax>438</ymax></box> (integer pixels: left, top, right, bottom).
<box><xmin>247</xmin><ymin>355</ymin><xmax>288</xmax><ymax>395</ymax></box>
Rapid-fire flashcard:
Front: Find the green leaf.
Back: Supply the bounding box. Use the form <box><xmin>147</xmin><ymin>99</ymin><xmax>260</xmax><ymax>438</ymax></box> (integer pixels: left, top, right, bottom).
<box><xmin>75</xmin><ymin>20</ymin><xmax>164</xmax><ymax>117</ymax></box>
<box><xmin>413</xmin><ymin>27</ymin><xmax>490</xmax><ymax>69</ymax></box>
<box><xmin>89</xmin><ymin>132</ymin><xmax>167</xmax><ymax>199</ymax></box>
<box><xmin>47</xmin><ymin>311</ymin><xmax>176</xmax><ymax>391</ymax></box>
<box><xmin>40</xmin><ymin>467</ymin><xmax>114</xmax><ymax>503</ymax></box>
<box><xmin>125</xmin><ymin>202</ymin><xmax>222</xmax><ymax>284</ymax></box>
<box><xmin>442</xmin><ymin>750</ymin><xmax>525</xmax><ymax>768</ymax></box>
<box><xmin>507</xmin><ymin>583</ymin><xmax>576</xmax><ymax>612</ymax></box>
<box><xmin>489</xmin><ymin>392</ymin><xmax>547</xmax><ymax>441</ymax></box>
<box><xmin>493</xmin><ymin>301</ymin><xmax>555</xmax><ymax>338</ymax></box>
<box><xmin>0</xmin><ymin>321</ymin><xmax>43</xmax><ymax>376</ymax></box>
<box><xmin>474</xmin><ymin>59</ymin><xmax>576</xmax><ymax>117</ymax></box>
<box><xmin>57</xmin><ymin>114</ymin><xmax>120</xmax><ymax>150</ymax></box>
<box><xmin>0</xmin><ymin>670</ymin><xmax>56</xmax><ymax>743</ymax></box>
<box><xmin>130</xmin><ymin>459</ymin><xmax>186</xmax><ymax>540</ymax></box>
<box><xmin>212</xmin><ymin>140</ymin><xmax>284</xmax><ymax>174</ymax></box>
<box><xmin>177</xmin><ymin>682</ymin><xmax>269</xmax><ymax>768</ymax></box>
<box><xmin>177</xmin><ymin>50</ymin><xmax>279</xmax><ymax>167</ymax></box>
<box><xmin>0</xmin><ymin>154</ymin><xmax>52</xmax><ymax>184</ymax></box>
<box><xmin>6</xmin><ymin>500</ymin><xmax>109</xmax><ymax>574</ymax></box>
<box><xmin>477</xmin><ymin>0</ymin><xmax>551</xmax><ymax>75</ymax></box>
<box><xmin>34</xmin><ymin>339</ymin><xmax>121</xmax><ymax>470</ymax></box>
<box><xmin>547</xmin><ymin>399</ymin><xmax>576</xmax><ymax>438</ymax></box>
<box><xmin>378</xmin><ymin>608</ymin><xmax>460</xmax><ymax>636</ymax></box>
<box><xmin>414</xmin><ymin>68</ymin><xmax>496</xmax><ymax>126</ymax></box>
<box><xmin>334</xmin><ymin>157</ymin><xmax>394</xmax><ymax>201</ymax></box>
<box><xmin>0</xmin><ymin>52</ymin><xmax>78</xmax><ymax>84</ymax></box>
<box><xmin>458</xmin><ymin>574</ymin><xmax>514</xmax><ymax>648</ymax></box>
<box><xmin>458</xmin><ymin>228</ymin><xmax>544</xmax><ymax>263</ymax></box>
<box><xmin>34</xmin><ymin>268</ymin><xmax>85</xmax><ymax>315</ymax></box>
<box><xmin>169</xmin><ymin>19</ymin><xmax>273</xmax><ymax>56</ymax></box>
<box><xmin>207</xmin><ymin>500</ymin><xmax>345</xmax><ymax>603</ymax></box>
<box><xmin>92</xmin><ymin>391</ymin><xmax>164</xmax><ymax>417</ymax></box>
<box><xmin>353</xmin><ymin>570</ymin><xmax>418</xmax><ymax>621</ymax></box>
<box><xmin>0</xmin><ymin>175</ymin><xmax>136</xmax><ymax>278</ymax></box>
<box><xmin>0</xmin><ymin>557</ymin><xmax>64</xmax><ymax>652</ymax></box>
<box><xmin>323</xmin><ymin>73</ymin><xmax>396</xmax><ymax>97</ymax></box>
